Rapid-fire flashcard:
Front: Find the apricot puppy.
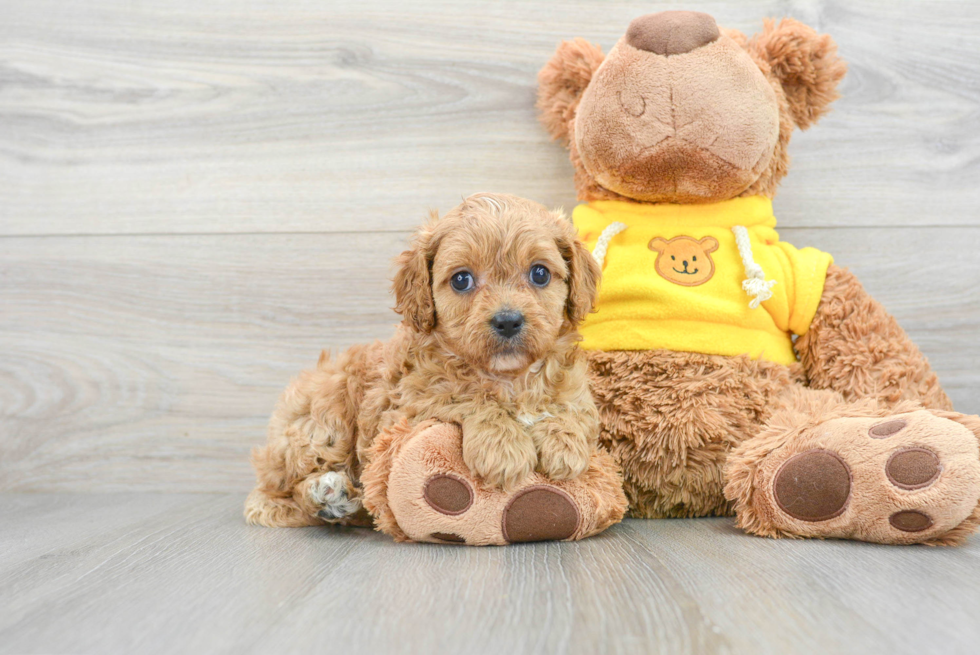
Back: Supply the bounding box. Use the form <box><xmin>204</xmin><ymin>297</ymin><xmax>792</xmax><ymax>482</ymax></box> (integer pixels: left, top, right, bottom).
<box><xmin>245</xmin><ymin>193</ymin><xmax>602</xmax><ymax>527</ymax></box>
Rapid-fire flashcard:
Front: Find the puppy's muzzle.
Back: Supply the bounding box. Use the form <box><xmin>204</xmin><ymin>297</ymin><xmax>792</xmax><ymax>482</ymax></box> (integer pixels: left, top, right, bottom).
<box><xmin>490</xmin><ymin>310</ymin><xmax>525</xmax><ymax>340</ymax></box>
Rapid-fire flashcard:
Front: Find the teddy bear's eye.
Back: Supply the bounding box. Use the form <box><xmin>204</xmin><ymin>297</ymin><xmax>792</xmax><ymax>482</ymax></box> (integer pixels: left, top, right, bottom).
<box><xmin>671</xmin><ymin>255</ymin><xmax>675</xmax><ymax>260</ymax></box>
<box><xmin>450</xmin><ymin>271</ymin><xmax>475</xmax><ymax>293</ymax></box>
<box><xmin>529</xmin><ymin>264</ymin><xmax>551</xmax><ymax>288</ymax></box>
<box><xmin>692</xmin><ymin>256</ymin><xmax>697</xmax><ymax>262</ymax></box>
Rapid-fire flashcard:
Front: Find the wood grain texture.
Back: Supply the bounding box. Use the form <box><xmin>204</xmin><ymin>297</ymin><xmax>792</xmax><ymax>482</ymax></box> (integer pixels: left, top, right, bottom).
<box><xmin>1</xmin><ymin>1</ymin><xmax>980</xmax><ymax>492</ymax></box>
<box><xmin>1</xmin><ymin>0</ymin><xmax>979</xmax><ymax>235</ymax></box>
<box><xmin>1</xmin><ymin>227</ymin><xmax>978</xmax><ymax>492</ymax></box>
<box><xmin>2</xmin><ymin>493</ymin><xmax>980</xmax><ymax>655</ymax></box>
<box><xmin>0</xmin><ymin>231</ymin><xmax>402</xmax><ymax>491</ymax></box>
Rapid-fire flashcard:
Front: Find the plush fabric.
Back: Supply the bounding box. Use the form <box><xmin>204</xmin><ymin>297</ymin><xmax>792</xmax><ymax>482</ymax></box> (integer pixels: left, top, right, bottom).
<box><xmin>588</xmin><ymin>348</ymin><xmax>800</xmax><ymax>518</ymax></box>
<box><xmin>573</xmin><ymin>196</ymin><xmax>832</xmax><ymax>364</ymax></box>
<box><xmin>625</xmin><ymin>10</ymin><xmax>719</xmax><ymax>56</ymax></box>
<box><xmin>363</xmin><ymin>421</ymin><xmax>628</xmax><ymax>545</ymax></box>
<box><xmin>796</xmin><ymin>264</ymin><xmax>952</xmax><ymax>410</ymax></box>
<box><xmin>538</xmin><ymin>17</ymin><xmax>845</xmax><ymax>204</ymax></box>
<box><xmin>537</xmin><ymin>10</ymin><xmax>980</xmax><ymax>545</ymax></box>
<box><xmin>724</xmin><ymin>392</ymin><xmax>980</xmax><ymax>546</ymax></box>
<box><xmin>574</xmin><ymin>32</ymin><xmax>780</xmax><ymax>203</ymax></box>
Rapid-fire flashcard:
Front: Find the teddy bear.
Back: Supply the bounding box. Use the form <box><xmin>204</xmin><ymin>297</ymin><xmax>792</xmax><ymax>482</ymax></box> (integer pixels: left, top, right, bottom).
<box><xmin>536</xmin><ymin>10</ymin><xmax>980</xmax><ymax>545</ymax></box>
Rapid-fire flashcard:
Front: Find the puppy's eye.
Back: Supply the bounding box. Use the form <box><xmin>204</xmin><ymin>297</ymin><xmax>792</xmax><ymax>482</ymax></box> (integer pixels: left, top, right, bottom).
<box><xmin>450</xmin><ymin>271</ymin><xmax>475</xmax><ymax>293</ymax></box>
<box><xmin>529</xmin><ymin>264</ymin><xmax>551</xmax><ymax>288</ymax></box>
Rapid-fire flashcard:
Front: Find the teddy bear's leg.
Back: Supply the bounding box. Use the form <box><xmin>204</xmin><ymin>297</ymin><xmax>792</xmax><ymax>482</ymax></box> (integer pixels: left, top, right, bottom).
<box><xmin>360</xmin><ymin>420</ymin><xmax>628</xmax><ymax>545</ymax></box>
<box><xmin>796</xmin><ymin>265</ymin><xmax>952</xmax><ymax>410</ymax></box>
<box><xmin>724</xmin><ymin>387</ymin><xmax>980</xmax><ymax>545</ymax></box>
<box><xmin>587</xmin><ymin>349</ymin><xmax>798</xmax><ymax>519</ymax></box>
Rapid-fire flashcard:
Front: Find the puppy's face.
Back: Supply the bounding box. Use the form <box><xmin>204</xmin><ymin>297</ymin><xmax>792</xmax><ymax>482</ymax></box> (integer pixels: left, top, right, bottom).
<box><xmin>393</xmin><ymin>194</ymin><xmax>601</xmax><ymax>374</ymax></box>
<box><xmin>430</xmin><ymin>202</ymin><xmax>569</xmax><ymax>373</ymax></box>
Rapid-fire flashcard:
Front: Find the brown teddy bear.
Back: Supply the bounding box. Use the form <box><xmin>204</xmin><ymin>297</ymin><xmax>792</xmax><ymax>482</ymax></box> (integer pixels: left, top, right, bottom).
<box><xmin>537</xmin><ymin>10</ymin><xmax>980</xmax><ymax>545</ymax></box>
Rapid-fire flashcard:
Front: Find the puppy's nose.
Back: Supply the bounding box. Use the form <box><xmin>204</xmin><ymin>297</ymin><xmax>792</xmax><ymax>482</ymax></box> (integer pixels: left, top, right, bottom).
<box><xmin>491</xmin><ymin>311</ymin><xmax>525</xmax><ymax>339</ymax></box>
<box><xmin>625</xmin><ymin>11</ymin><xmax>720</xmax><ymax>56</ymax></box>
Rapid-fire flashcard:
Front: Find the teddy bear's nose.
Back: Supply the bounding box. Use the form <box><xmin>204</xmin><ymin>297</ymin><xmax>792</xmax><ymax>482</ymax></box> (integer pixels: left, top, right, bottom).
<box><xmin>625</xmin><ymin>10</ymin><xmax>720</xmax><ymax>56</ymax></box>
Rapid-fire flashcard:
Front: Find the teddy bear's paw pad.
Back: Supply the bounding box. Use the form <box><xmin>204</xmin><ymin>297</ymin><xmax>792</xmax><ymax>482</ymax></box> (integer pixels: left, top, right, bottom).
<box><xmin>772</xmin><ymin>450</ymin><xmax>851</xmax><ymax>522</ymax></box>
<box><xmin>501</xmin><ymin>486</ymin><xmax>580</xmax><ymax>543</ymax></box>
<box><xmin>761</xmin><ymin>410</ymin><xmax>980</xmax><ymax>544</ymax></box>
<box><xmin>423</xmin><ymin>474</ymin><xmax>474</xmax><ymax>515</ymax></box>
<box><xmin>885</xmin><ymin>448</ymin><xmax>940</xmax><ymax>490</ymax></box>
<box><xmin>415</xmin><ymin>477</ymin><xmax>582</xmax><ymax>545</ymax></box>
<box><xmin>379</xmin><ymin>421</ymin><xmax>626</xmax><ymax>545</ymax></box>
<box><xmin>869</xmin><ymin>419</ymin><xmax>907</xmax><ymax>438</ymax></box>
<box><xmin>889</xmin><ymin>510</ymin><xmax>933</xmax><ymax>533</ymax></box>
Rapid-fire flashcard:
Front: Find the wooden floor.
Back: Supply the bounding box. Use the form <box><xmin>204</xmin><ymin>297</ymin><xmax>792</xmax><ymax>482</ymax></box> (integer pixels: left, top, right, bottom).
<box><xmin>2</xmin><ymin>493</ymin><xmax>979</xmax><ymax>655</ymax></box>
<box><xmin>3</xmin><ymin>0</ymin><xmax>980</xmax><ymax>653</ymax></box>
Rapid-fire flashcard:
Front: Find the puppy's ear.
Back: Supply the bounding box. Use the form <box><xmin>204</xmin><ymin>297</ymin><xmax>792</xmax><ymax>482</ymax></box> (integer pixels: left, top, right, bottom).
<box><xmin>748</xmin><ymin>18</ymin><xmax>846</xmax><ymax>130</ymax></box>
<box><xmin>537</xmin><ymin>38</ymin><xmax>605</xmax><ymax>144</ymax></box>
<box><xmin>392</xmin><ymin>214</ymin><xmax>438</xmax><ymax>333</ymax></box>
<box><xmin>557</xmin><ymin>215</ymin><xmax>602</xmax><ymax>325</ymax></box>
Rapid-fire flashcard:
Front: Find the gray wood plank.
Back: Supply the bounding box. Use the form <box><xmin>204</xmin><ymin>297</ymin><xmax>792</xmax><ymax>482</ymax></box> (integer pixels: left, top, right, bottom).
<box><xmin>1</xmin><ymin>493</ymin><xmax>979</xmax><ymax>655</ymax></box>
<box><xmin>0</xmin><ymin>231</ymin><xmax>404</xmax><ymax>492</ymax></box>
<box><xmin>0</xmin><ymin>493</ymin><xmax>204</xmax><ymax>571</ymax></box>
<box><xmin>1</xmin><ymin>0</ymin><xmax>978</xmax><ymax>235</ymax></box>
<box><xmin>1</xmin><ymin>227</ymin><xmax>978</xmax><ymax>492</ymax></box>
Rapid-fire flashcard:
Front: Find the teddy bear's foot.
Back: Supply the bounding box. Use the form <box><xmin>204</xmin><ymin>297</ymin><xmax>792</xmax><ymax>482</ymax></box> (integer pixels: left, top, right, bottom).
<box><xmin>728</xmin><ymin>407</ymin><xmax>980</xmax><ymax>545</ymax></box>
<box><xmin>360</xmin><ymin>420</ymin><xmax>628</xmax><ymax>545</ymax></box>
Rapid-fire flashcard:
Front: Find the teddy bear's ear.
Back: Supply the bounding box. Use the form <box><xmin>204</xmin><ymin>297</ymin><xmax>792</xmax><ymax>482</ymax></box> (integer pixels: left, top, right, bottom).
<box><xmin>648</xmin><ymin>237</ymin><xmax>668</xmax><ymax>253</ymax></box>
<box><xmin>748</xmin><ymin>18</ymin><xmax>847</xmax><ymax>130</ymax></box>
<box><xmin>537</xmin><ymin>38</ymin><xmax>605</xmax><ymax>143</ymax></box>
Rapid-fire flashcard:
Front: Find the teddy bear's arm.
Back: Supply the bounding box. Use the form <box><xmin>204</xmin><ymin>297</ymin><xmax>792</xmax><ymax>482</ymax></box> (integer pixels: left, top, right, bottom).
<box><xmin>795</xmin><ymin>264</ymin><xmax>952</xmax><ymax>410</ymax></box>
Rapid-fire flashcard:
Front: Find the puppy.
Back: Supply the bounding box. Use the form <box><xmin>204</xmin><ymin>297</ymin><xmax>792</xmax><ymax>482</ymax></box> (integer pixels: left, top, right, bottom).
<box><xmin>245</xmin><ymin>193</ymin><xmax>602</xmax><ymax>527</ymax></box>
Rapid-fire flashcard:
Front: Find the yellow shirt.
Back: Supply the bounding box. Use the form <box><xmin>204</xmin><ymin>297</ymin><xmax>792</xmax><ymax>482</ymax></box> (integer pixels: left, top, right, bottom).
<box><xmin>574</xmin><ymin>196</ymin><xmax>833</xmax><ymax>366</ymax></box>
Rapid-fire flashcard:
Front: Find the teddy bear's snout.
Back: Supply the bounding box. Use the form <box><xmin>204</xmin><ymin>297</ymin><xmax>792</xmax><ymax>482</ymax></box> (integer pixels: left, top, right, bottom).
<box><xmin>625</xmin><ymin>10</ymin><xmax>719</xmax><ymax>56</ymax></box>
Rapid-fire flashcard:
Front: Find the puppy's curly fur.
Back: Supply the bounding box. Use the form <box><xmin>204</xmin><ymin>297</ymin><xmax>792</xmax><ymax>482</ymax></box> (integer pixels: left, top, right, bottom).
<box><xmin>245</xmin><ymin>193</ymin><xmax>602</xmax><ymax>527</ymax></box>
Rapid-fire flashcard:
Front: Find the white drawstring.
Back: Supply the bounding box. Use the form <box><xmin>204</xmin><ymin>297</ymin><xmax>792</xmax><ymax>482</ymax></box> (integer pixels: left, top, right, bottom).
<box><xmin>591</xmin><ymin>222</ymin><xmax>628</xmax><ymax>267</ymax></box>
<box><xmin>732</xmin><ymin>225</ymin><xmax>776</xmax><ymax>309</ymax></box>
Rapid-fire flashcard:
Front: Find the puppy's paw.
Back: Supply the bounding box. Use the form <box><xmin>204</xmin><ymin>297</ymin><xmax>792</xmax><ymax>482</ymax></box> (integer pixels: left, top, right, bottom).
<box><xmin>309</xmin><ymin>471</ymin><xmax>362</xmax><ymax>521</ymax></box>
<box><xmin>532</xmin><ymin>420</ymin><xmax>592</xmax><ymax>481</ymax></box>
<box><xmin>462</xmin><ymin>422</ymin><xmax>537</xmax><ymax>491</ymax></box>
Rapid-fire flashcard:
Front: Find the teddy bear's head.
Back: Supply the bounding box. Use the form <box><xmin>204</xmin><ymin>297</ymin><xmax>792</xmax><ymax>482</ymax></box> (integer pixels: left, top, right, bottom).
<box><xmin>538</xmin><ymin>11</ymin><xmax>846</xmax><ymax>204</ymax></box>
